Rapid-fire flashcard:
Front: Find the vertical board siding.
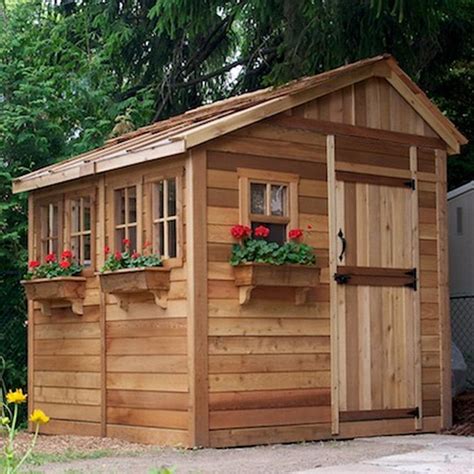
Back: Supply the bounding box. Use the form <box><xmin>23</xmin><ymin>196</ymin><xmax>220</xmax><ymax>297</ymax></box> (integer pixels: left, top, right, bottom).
<box><xmin>206</xmin><ymin>121</ymin><xmax>332</xmax><ymax>447</ymax></box>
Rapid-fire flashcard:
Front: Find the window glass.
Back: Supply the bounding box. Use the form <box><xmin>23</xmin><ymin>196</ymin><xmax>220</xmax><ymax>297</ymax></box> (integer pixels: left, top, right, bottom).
<box><xmin>116</xmin><ymin>189</ymin><xmax>126</xmax><ymax>225</ymax></box>
<box><xmin>271</xmin><ymin>185</ymin><xmax>287</xmax><ymax>216</ymax></box>
<box><xmin>250</xmin><ymin>183</ymin><xmax>266</xmax><ymax>214</ymax></box>
<box><xmin>251</xmin><ymin>221</ymin><xmax>287</xmax><ymax>245</ymax></box>
<box><xmin>168</xmin><ymin>220</ymin><xmax>177</xmax><ymax>258</ymax></box>
<box><xmin>128</xmin><ymin>187</ymin><xmax>137</xmax><ymax>223</ymax></box>
<box><xmin>168</xmin><ymin>178</ymin><xmax>177</xmax><ymax>217</ymax></box>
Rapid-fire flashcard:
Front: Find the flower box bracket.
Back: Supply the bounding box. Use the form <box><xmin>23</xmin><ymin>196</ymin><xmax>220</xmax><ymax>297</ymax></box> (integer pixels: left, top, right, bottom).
<box><xmin>233</xmin><ymin>263</ymin><xmax>320</xmax><ymax>305</ymax></box>
<box><xmin>21</xmin><ymin>277</ymin><xmax>87</xmax><ymax>317</ymax></box>
<box><xmin>99</xmin><ymin>268</ymin><xmax>170</xmax><ymax>310</ymax></box>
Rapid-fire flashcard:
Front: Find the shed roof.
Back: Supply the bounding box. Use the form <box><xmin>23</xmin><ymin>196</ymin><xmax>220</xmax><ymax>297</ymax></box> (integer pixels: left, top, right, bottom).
<box><xmin>13</xmin><ymin>54</ymin><xmax>467</xmax><ymax>193</ymax></box>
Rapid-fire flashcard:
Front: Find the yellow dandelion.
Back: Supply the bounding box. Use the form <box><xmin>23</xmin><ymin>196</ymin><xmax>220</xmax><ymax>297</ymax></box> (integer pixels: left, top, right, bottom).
<box><xmin>6</xmin><ymin>388</ymin><xmax>27</xmax><ymax>404</ymax></box>
<box><xmin>29</xmin><ymin>409</ymin><xmax>50</xmax><ymax>425</ymax></box>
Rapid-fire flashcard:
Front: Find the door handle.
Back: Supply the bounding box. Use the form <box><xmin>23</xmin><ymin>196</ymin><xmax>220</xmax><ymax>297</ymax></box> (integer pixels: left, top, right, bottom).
<box><xmin>338</xmin><ymin>228</ymin><xmax>346</xmax><ymax>262</ymax></box>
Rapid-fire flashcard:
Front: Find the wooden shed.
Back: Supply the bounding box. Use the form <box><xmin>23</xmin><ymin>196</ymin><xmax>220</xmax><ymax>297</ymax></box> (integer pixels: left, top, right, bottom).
<box><xmin>13</xmin><ymin>55</ymin><xmax>468</xmax><ymax>448</ymax></box>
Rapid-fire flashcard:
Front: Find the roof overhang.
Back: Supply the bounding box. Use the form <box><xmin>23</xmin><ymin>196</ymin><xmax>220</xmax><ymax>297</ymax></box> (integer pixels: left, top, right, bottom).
<box><xmin>12</xmin><ymin>55</ymin><xmax>467</xmax><ymax>194</ymax></box>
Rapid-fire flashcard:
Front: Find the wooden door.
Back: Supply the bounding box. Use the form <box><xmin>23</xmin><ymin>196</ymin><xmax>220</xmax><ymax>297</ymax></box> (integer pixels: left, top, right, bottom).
<box><xmin>334</xmin><ymin>173</ymin><xmax>421</xmax><ymax>423</ymax></box>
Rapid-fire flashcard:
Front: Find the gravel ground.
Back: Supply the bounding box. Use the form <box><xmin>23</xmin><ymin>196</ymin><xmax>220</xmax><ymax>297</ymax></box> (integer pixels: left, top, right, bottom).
<box><xmin>3</xmin><ymin>433</ymin><xmax>430</xmax><ymax>474</ymax></box>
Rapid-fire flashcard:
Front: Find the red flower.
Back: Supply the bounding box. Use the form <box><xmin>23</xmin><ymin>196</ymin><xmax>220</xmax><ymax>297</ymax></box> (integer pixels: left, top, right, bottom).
<box><xmin>131</xmin><ymin>251</ymin><xmax>140</xmax><ymax>259</ymax></box>
<box><xmin>59</xmin><ymin>260</ymin><xmax>71</xmax><ymax>269</ymax></box>
<box><xmin>104</xmin><ymin>245</ymin><xmax>110</xmax><ymax>255</ymax></box>
<box><xmin>254</xmin><ymin>225</ymin><xmax>270</xmax><ymax>238</ymax></box>
<box><xmin>288</xmin><ymin>228</ymin><xmax>304</xmax><ymax>240</ymax></box>
<box><xmin>45</xmin><ymin>253</ymin><xmax>56</xmax><ymax>263</ymax></box>
<box><xmin>230</xmin><ymin>224</ymin><xmax>252</xmax><ymax>240</ymax></box>
<box><xmin>114</xmin><ymin>251</ymin><xmax>122</xmax><ymax>261</ymax></box>
<box><xmin>143</xmin><ymin>241</ymin><xmax>152</xmax><ymax>249</ymax></box>
<box><xmin>28</xmin><ymin>260</ymin><xmax>40</xmax><ymax>269</ymax></box>
<box><xmin>61</xmin><ymin>250</ymin><xmax>73</xmax><ymax>260</ymax></box>
<box><xmin>122</xmin><ymin>238</ymin><xmax>130</xmax><ymax>247</ymax></box>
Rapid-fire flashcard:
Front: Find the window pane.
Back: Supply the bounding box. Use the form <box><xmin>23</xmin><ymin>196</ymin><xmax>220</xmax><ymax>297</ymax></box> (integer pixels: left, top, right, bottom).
<box><xmin>128</xmin><ymin>187</ymin><xmax>137</xmax><ymax>223</ymax></box>
<box><xmin>71</xmin><ymin>200</ymin><xmax>80</xmax><ymax>233</ymax></box>
<box><xmin>128</xmin><ymin>226</ymin><xmax>137</xmax><ymax>252</ymax></box>
<box><xmin>51</xmin><ymin>238</ymin><xmax>59</xmax><ymax>256</ymax></box>
<box><xmin>83</xmin><ymin>197</ymin><xmax>91</xmax><ymax>231</ymax></box>
<box><xmin>251</xmin><ymin>222</ymin><xmax>286</xmax><ymax>245</ymax></box>
<box><xmin>251</xmin><ymin>183</ymin><xmax>266</xmax><ymax>214</ymax></box>
<box><xmin>115</xmin><ymin>189</ymin><xmax>126</xmax><ymax>225</ymax></box>
<box><xmin>115</xmin><ymin>227</ymin><xmax>125</xmax><ymax>250</ymax></box>
<box><xmin>271</xmin><ymin>185</ymin><xmax>287</xmax><ymax>216</ymax></box>
<box><xmin>156</xmin><ymin>181</ymin><xmax>164</xmax><ymax>219</ymax></box>
<box><xmin>83</xmin><ymin>234</ymin><xmax>91</xmax><ymax>266</ymax></box>
<box><xmin>159</xmin><ymin>222</ymin><xmax>165</xmax><ymax>256</ymax></box>
<box><xmin>71</xmin><ymin>236</ymin><xmax>80</xmax><ymax>261</ymax></box>
<box><xmin>168</xmin><ymin>220</ymin><xmax>177</xmax><ymax>258</ymax></box>
<box><xmin>51</xmin><ymin>204</ymin><xmax>59</xmax><ymax>238</ymax></box>
<box><xmin>168</xmin><ymin>178</ymin><xmax>176</xmax><ymax>217</ymax></box>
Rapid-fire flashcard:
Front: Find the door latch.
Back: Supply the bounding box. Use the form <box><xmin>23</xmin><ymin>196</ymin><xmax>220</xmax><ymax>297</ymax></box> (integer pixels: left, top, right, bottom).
<box><xmin>404</xmin><ymin>179</ymin><xmax>416</xmax><ymax>190</ymax></box>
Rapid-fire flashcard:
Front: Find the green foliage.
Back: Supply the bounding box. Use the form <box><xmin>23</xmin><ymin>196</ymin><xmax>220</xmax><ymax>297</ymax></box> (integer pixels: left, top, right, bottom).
<box><xmin>23</xmin><ymin>261</ymin><xmax>83</xmax><ymax>280</ymax></box>
<box><xmin>100</xmin><ymin>251</ymin><xmax>163</xmax><ymax>273</ymax></box>
<box><xmin>230</xmin><ymin>239</ymin><xmax>316</xmax><ymax>266</ymax></box>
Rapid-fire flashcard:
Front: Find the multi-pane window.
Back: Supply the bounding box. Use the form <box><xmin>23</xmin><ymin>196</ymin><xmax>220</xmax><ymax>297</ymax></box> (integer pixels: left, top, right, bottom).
<box><xmin>40</xmin><ymin>202</ymin><xmax>61</xmax><ymax>258</ymax></box>
<box><xmin>114</xmin><ymin>186</ymin><xmax>138</xmax><ymax>250</ymax></box>
<box><xmin>249</xmin><ymin>181</ymin><xmax>289</xmax><ymax>244</ymax></box>
<box><xmin>70</xmin><ymin>197</ymin><xmax>92</xmax><ymax>266</ymax></box>
<box><xmin>153</xmin><ymin>178</ymin><xmax>178</xmax><ymax>258</ymax></box>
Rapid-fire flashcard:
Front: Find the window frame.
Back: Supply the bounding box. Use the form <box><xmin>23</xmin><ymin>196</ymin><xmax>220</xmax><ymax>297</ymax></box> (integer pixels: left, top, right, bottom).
<box><xmin>238</xmin><ymin>168</ymin><xmax>299</xmax><ymax>242</ymax></box>
<box><xmin>65</xmin><ymin>188</ymin><xmax>96</xmax><ymax>274</ymax></box>
<box><xmin>145</xmin><ymin>167</ymin><xmax>184</xmax><ymax>268</ymax></box>
<box><xmin>35</xmin><ymin>195</ymin><xmax>64</xmax><ymax>262</ymax></box>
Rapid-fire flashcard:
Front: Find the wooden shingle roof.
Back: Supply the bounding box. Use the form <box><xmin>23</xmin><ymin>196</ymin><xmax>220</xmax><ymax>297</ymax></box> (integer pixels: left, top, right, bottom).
<box><xmin>13</xmin><ymin>54</ymin><xmax>467</xmax><ymax>193</ymax></box>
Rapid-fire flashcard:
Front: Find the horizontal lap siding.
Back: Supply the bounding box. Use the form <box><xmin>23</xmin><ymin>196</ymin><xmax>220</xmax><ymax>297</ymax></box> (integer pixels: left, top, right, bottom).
<box><xmin>33</xmin><ymin>298</ymin><xmax>102</xmax><ymax>435</ymax></box>
<box><xmin>103</xmin><ymin>163</ymin><xmax>189</xmax><ymax>446</ymax></box>
<box><xmin>206</xmin><ymin>124</ymin><xmax>331</xmax><ymax>447</ymax></box>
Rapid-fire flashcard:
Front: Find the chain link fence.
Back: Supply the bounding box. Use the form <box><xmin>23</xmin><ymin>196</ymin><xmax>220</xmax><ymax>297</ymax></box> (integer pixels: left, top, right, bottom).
<box><xmin>451</xmin><ymin>295</ymin><xmax>474</xmax><ymax>390</ymax></box>
<box><xmin>0</xmin><ymin>270</ymin><xmax>27</xmax><ymax>392</ymax></box>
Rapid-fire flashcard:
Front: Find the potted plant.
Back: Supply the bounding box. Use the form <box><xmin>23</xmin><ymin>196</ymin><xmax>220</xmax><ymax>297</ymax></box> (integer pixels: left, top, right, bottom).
<box><xmin>98</xmin><ymin>240</ymin><xmax>170</xmax><ymax>309</ymax></box>
<box><xmin>230</xmin><ymin>225</ymin><xmax>320</xmax><ymax>304</ymax></box>
<box><xmin>21</xmin><ymin>250</ymin><xmax>85</xmax><ymax>316</ymax></box>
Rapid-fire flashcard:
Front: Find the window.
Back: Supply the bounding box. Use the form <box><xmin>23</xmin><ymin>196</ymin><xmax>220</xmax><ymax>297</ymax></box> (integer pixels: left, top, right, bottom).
<box><xmin>114</xmin><ymin>186</ymin><xmax>138</xmax><ymax>251</ymax></box>
<box><xmin>152</xmin><ymin>177</ymin><xmax>179</xmax><ymax>258</ymax></box>
<box><xmin>239</xmin><ymin>169</ymin><xmax>298</xmax><ymax>245</ymax></box>
<box><xmin>39</xmin><ymin>200</ymin><xmax>62</xmax><ymax>258</ymax></box>
<box><xmin>70</xmin><ymin>196</ymin><xmax>93</xmax><ymax>266</ymax></box>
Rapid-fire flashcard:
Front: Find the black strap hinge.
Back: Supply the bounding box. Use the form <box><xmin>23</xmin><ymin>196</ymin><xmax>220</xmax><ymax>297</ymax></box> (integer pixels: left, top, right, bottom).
<box><xmin>334</xmin><ymin>273</ymin><xmax>351</xmax><ymax>284</ymax></box>
<box><xmin>408</xmin><ymin>406</ymin><xmax>420</xmax><ymax>418</ymax></box>
<box><xmin>404</xmin><ymin>179</ymin><xmax>416</xmax><ymax>190</ymax></box>
<box><xmin>404</xmin><ymin>268</ymin><xmax>417</xmax><ymax>291</ymax></box>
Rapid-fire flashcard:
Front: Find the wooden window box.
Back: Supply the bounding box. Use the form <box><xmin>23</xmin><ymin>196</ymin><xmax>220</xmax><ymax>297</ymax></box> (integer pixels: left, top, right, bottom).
<box><xmin>99</xmin><ymin>267</ymin><xmax>170</xmax><ymax>310</ymax></box>
<box><xmin>22</xmin><ymin>277</ymin><xmax>86</xmax><ymax>316</ymax></box>
<box><xmin>233</xmin><ymin>263</ymin><xmax>321</xmax><ymax>305</ymax></box>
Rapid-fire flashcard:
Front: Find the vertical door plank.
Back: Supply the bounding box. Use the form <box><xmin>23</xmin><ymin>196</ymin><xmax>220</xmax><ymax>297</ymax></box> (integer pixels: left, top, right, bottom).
<box><xmin>358</xmin><ymin>286</ymin><xmax>371</xmax><ymax>410</ymax></box>
<box><xmin>370</xmin><ymin>286</ymin><xmax>383</xmax><ymax>409</ymax></box>
<box><xmin>327</xmin><ymin>135</ymin><xmax>339</xmax><ymax>434</ymax></box>
<box><xmin>345</xmin><ymin>286</ymin><xmax>360</xmax><ymax>411</ymax></box>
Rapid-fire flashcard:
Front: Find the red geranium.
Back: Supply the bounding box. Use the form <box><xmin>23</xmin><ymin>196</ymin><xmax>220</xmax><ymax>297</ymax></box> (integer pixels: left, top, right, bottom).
<box><xmin>28</xmin><ymin>260</ymin><xmax>40</xmax><ymax>269</ymax></box>
<box><xmin>131</xmin><ymin>251</ymin><xmax>140</xmax><ymax>259</ymax></box>
<box><xmin>104</xmin><ymin>245</ymin><xmax>110</xmax><ymax>255</ymax></box>
<box><xmin>59</xmin><ymin>260</ymin><xmax>71</xmax><ymax>269</ymax></box>
<box><xmin>254</xmin><ymin>225</ymin><xmax>270</xmax><ymax>238</ymax></box>
<box><xmin>288</xmin><ymin>228</ymin><xmax>304</xmax><ymax>240</ymax></box>
<box><xmin>230</xmin><ymin>224</ymin><xmax>252</xmax><ymax>240</ymax></box>
<box><xmin>45</xmin><ymin>253</ymin><xmax>56</xmax><ymax>263</ymax></box>
<box><xmin>114</xmin><ymin>251</ymin><xmax>122</xmax><ymax>261</ymax></box>
<box><xmin>122</xmin><ymin>238</ymin><xmax>131</xmax><ymax>247</ymax></box>
<box><xmin>61</xmin><ymin>250</ymin><xmax>73</xmax><ymax>260</ymax></box>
